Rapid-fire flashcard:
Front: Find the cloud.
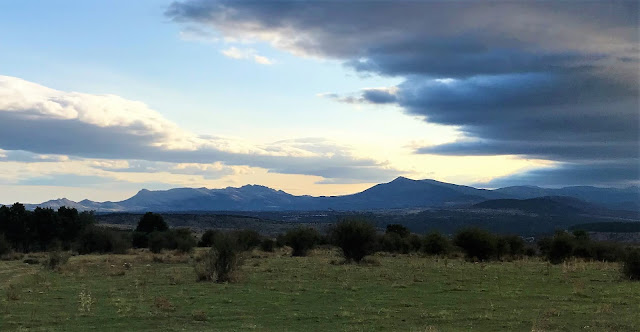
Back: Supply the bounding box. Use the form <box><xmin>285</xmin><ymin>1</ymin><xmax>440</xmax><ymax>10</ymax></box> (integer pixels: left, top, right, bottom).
<box><xmin>0</xmin><ymin>75</ymin><xmax>401</xmax><ymax>183</ymax></box>
<box><xmin>166</xmin><ymin>1</ymin><xmax>640</xmax><ymax>186</ymax></box>
<box><xmin>220</xmin><ymin>46</ymin><xmax>273</xmax><ymax>64</ymax></box>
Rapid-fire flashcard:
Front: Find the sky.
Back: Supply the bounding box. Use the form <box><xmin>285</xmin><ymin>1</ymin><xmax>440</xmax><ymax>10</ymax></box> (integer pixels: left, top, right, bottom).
<box><xmin>0</xmin><ymin>0</ymin><xmax>638</xmax><ymax>204</ymax></box>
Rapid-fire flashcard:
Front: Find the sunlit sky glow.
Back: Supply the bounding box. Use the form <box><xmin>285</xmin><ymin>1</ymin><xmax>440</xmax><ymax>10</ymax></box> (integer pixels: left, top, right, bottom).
<box><xmin>0</xmin><ymin>1</ymin><xmax>637</xmax><ymax>203</ymax></box>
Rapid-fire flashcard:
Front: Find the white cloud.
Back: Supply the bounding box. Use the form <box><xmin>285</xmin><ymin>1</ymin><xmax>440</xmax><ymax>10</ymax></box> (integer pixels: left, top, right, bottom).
<box><xmin>220</xmin><ymin>47</ymin><xmax>274</xmax><ymax>65</ymax></box>
<box><xmin>0</xmin><ymin>75</ymin><xmax>399</xmax><ymax>182</ymax></box>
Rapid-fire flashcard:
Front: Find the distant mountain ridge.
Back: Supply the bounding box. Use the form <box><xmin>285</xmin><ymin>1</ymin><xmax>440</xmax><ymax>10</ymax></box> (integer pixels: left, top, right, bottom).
<box><xmin>20</xmin><ymin>177</ymin><xmax>640</xmax><ymax>213</ymax></box>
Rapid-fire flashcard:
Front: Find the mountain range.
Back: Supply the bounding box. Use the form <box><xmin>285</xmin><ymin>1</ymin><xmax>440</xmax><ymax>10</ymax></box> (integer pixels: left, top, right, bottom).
<box><xmin>18</xmin><ymin>177</ymin><xmax>640</xmax><ymax>214</ymax></box>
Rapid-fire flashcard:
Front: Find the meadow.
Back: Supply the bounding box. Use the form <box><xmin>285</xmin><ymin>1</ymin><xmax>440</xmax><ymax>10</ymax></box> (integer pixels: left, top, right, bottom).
<box><xmin>1</xmin><ymin>248</ymin><xmax>639</xmax><ymax>331</ymax></box>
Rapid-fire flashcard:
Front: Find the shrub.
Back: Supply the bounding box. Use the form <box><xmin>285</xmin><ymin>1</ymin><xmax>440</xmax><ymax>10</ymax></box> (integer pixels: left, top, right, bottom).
<box><xmin>622</xmin><ymin>249</ymin><xmax>640</xmax><ymax>280</ymax></box>
<box><xmin>524</xmin><ymin>246</ymin><xmax>537</xmax><ymax>257</ymax></box>
<box><xmin>135</xmin><ymin>212</ymin><xmax>168</xmax><ymax>234</ymax></box>
<box><xmin>380</xmin><ymin>232</ymin><xmax>409</xmax><ymax>253</ymax></box>
<box><xmin>75</xmin><ymin>226</ymin><xmax>130</xmax><ymax>254</ymax></box>
<box><xmin>260</xmin><ymin>238</ymin><xmax>275</xmax><ymax>252</ymax></box>
<box><xmin>44</xmin><ymin>250</ymin><xmax>70</xmax><ymax>270</ymax></box>
<box><xmin>331</xmin><ymin>219</ymin><xmax>377</xmax><ymax>263</ymax></box>
<box><xmin>195</xmin><ymin>234</ymin><xmax>238</xmax><ymax>283</ymax></box>
<box><xmin>547</xmin><ymin>232</ymin><xmax>575</xmax><ymax>264</ymax></box>
<box><xmin>232</xmin><ymin>229</ymin><xmax>262</xmax><ymax>251</ymax></box>
<box><xmin>172</xmin><ymin>228</ymin><xmax>197</xmax><ymax>253</ymax></box>
<box><xmin>284</xmin><ymin>227</ymin><xmax>320</xmax><ymax>256</ymax></box>
<box><xmin>537</xmin><ymin>237</ymin><xmax>552</xmax><ymax>256</ymax></box>
<box><xmin>0</xmin><ymin>234</ymin><xmax>10</xmax><ymax>257</ymax></box>
<box><xmin>422</xmin><ymin>231</ymin><xmax>450</xmax><ymax>255</ymax></box>
<box><xmin>132</xmin><ymin>231</ymin><xmax>149</xmax><ymax>248</ymax></box>
<box><xmin>149</xmin><ymin>232</ymin><xmax>167</xmax><ymax>254</ymax></box>
<box><xmin>454</xmin><ymin>228</ymin><xmax>497</xmax><ymax>261</ymax></box>
<box><xmin>592</xmin><ymin>242</ymin><xmax>626</xmax><ymax>262</ymax></box>
<box><xmin>385</xmin><ymin>224</ymin><xmax>410</xmax><ymax>238</ymax></box>
<box><xmin>198</xmin><ymin>229</ymin><xmax>221</xmax><ymax>247</ymax></box>
<box><xmin>496</xmin><ymin>235</ymin><xmax>525</xmax><ymax>258</ymax></box>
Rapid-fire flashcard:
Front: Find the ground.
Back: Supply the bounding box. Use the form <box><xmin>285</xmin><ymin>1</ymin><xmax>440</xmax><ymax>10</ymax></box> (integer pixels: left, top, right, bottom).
<box><xmin>1</xmin><ymin>248</ymin><xmax>639</xmax><ymax>331</ymax></box>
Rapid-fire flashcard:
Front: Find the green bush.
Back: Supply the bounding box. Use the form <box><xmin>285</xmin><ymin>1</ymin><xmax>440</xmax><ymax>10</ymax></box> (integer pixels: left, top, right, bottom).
<box><xmin>380</xmin><ymin>232</ymin><xmax>409</xmax><ymax>253</ymax></box>
<box><xmin>622</xmin><ymin>249</ymin><xmax>640</xmax><ymax>281</ymax></box>
<box><xmin>547</xmin><ymin>232</ymin><xmax>575</xmax><ymax>264</ymax></box>
<box><xmin>149</xmin><ymin>232</ymin><xmax>166</xmax><ymax>254</ymax></box>
<box><xmin>232</xmin><ymin>229</ymin><xmax>262</xmax><ymax>251</ymax></box>
<box><xmin>454</xmin><ymin>228</ymin><xmax>497</xmax><ymax>261</ymax></box>
<box><xmin>496</xmin><ymin>235</ymin><xmax>525</xmax><ymax>258</ymax></box>
<box><xmin>385</xmin><ymin>224</ymin><xmax>410</xmax><ymax>238</ymax></box>
<box><xmin>284</xmin><ymin>227</ymin><xmax>320</xmax><ymax>256</ymax></box>
<box><xmin>422</xmin><ymin>231</ymin><xmax>450</xmax><ymax>255</ymax></box>
<box><xmin>75</xmin><ymin>226</ymin><xmax>130</xmax><ymax>254</ymax></box>
<box><xmin>331</xmin><ymin>219</ymin><xmax>377</xmax><ymax>263</ymax></box>
<box><xmin>44</xmin><ymin>250</ymin><xmax>70</xmax><ymax>270</ymax></box>
<box><xmin>198</xmin><ymin>229</ymin><xmax>221</xmax><ymax>247</ymax></box>
<box><xmin>260</xmin><ymin>238</ymin><xmax>275</xmax><ymax>252</ymax></box>
<box><xmin>195</xmin><ymin>233</ymin><xmax>239</xmax><ymax>283</ymax></box>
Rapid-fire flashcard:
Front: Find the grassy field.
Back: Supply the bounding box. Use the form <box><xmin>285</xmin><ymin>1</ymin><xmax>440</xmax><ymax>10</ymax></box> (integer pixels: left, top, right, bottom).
<box><xmin>1</xmin><ymin>248</ymin><xmax>639</xmax><ymax>331</ymax></box>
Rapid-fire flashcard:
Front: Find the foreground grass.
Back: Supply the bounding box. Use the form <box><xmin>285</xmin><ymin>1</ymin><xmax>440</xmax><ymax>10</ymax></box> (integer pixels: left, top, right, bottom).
<box><xmin>1</xmin><ymin>249</ymin><xmax>639</xmax><ymax>331</ymax></box>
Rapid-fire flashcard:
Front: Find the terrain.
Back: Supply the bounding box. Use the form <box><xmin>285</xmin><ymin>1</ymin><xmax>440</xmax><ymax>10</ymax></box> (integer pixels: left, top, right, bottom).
<box><xmin>1</xmin><ymin>249</ymin><xmax>638</xmax><ymax>331</ymax></box>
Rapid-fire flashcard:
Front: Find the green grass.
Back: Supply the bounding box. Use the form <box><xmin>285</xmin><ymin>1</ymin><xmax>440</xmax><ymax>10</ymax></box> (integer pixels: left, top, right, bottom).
<box><xmin>1</xmin><ymin>249</ymin><xmax>639</xmax><ymax>331</ymax></box>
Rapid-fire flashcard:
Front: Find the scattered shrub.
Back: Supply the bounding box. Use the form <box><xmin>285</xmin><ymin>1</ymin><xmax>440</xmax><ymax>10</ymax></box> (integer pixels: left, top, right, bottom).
<box><xmin>172</xmin><ymin>228</ymin><xmax>197</xmax><ymax>253</ymax></box>
<box><xmin>260</xmin><ymin>238</ymin><xmax>275</xmax><ymax>252</ymax></box>
<box><xmin>380</xmin><ymin>232</ymin><xmax>409</xmax><ymax>253</ymax></box>
<box><xmin>622</xmin><ymin>249</ymin><xmax>640</xmax><ymax>280</ymax></box>
<box><xmin>422</xmin><ymin>231</ymin><xmax>450</xmax><ymax>255</ymax></box>
<box><xmin>284</xmin><ymin>227</ymin><xmax>320</xmax><ymax>256</ymax></box>
<box><xmin>75</xmin><ymin>226</ymin><xmax>130</xmax><ymax>254</ymax></box>
<box><xmin>198</xmin><ymin>229</ymin><xmax>221</xmax><ymax>247</ymax></box>
<box><xmin>149</xmin><ymin>231</ymin><xmax>167</xmax><ymax>254</ymax></box>
<box><xmin>195</xmin><ymin>233</ymin><xmax>238</xmax><ymax>283</ymax></box>
<box><xmin>331</xmin><ymin>219</ymin><xmax>377</xmax><ymax>263</ymax></box>
<box><xmin>496</xmin><ymin>235</ymin><xmax>525</xmax><ymax>259</ymax></box>
<box><xmin>454</xmin><ymin>228</ymin><xmax>496</xmax><ymax>261</ymax></box>
<box><xmin>385</xmin><ymin>224</ymin><xmax>410</xmax><ymax>238</ymax></box>
<box><xmin>547</xmin><ymin>231</ymin><xmax>575</xmax><ymax>264</ymax></box>
<box><xmin>132</xmin><ymin>231</ymin><xmax>149</xmax><ymax>248</ymax></box>
<box><xmin>524</xmin><ymin>246</ymin><xmax>537</xmax><ymax>257</ymax></box>
<box><xmin>232</xmin><ymin>229</ymin><xmax>262</xmax><ymax>251</ymax></box>
<box><xmin>44</xmin><ymin>250</ymin><xmax>70</xmax><ymax>270</ymax></box>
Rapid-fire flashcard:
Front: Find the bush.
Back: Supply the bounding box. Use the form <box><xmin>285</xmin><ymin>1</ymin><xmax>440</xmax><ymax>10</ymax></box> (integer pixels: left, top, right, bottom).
<box><xmin>0</xmin><ymin>234</ymin><xmax>10</xmax><ymax>257</ymax></box>
<box><xmin>260</xmin><ymin>238</ymin><xmax>275</xmax><ymax>252</ymax></box>
<box><xmin>149</xmin><ymin>232</ymin><xmax>166</xmax><ymax>254</ymax></box>
<box><xmin>132</xmin><ymin>231</ymin><xmax>149</xmax><ymax>248</ymax></box>
<box><xmin>75</xmin><ymin>226</ymin><xmax>130</xmax><ymax>254</ymax></box>
<box><xmin>44</xmin><ymin>250</ymin><xmax>69</xmax><ymax>270</ymax></box>
<box><xmin>284</xmin><ymin>227</ymin><xmax>320</xmax><ymax>256</ymax></box>
<box><xmin>232</xmin><ymin>229</ymin><xmax>262</xmax><ymax>251</ymax></box>
<box><xmin>622</xmin><ymin>249</ymin><xmax>640</xmax><ymax>280</ymax></box>
<box><xmin>547</xmin><ymin>231</ymin><xmax>575</xmax><ymax>264</ymax></box>
<box><xmin>454</xmin><ymin>228</ymin><xmax>497</xmax><ymax>261</ymax></box>
<box><xmin>385</xmin><ymin>224</ymin><xmax>410</xmax><ymax>238</ymax></box>
<box><xmin>199</xmin><ymin>230</ymin><xmax>221</xmax><ymax>247</ymax></box>
<box><xmin>331</xmin><ymin>219</ymin><xmax>377</xmax><ymax>263</ymax></box>
<box><xmin>172</xmin><ymin>228</ymin><xmax>197</xmax><ymax>253</ymax></box>
<box><xmin>380</xmin><ymin>232</ymin><xmax>409</xmax><ymax>253</ymax></box>
<box><xmin>195</xmin><ymin>234</ymin><xmax>238</xmax><ymax>283</ymax></box>
<box><xmin>591</xmin><ymin>242</ymin><xmax>626</xmax><ymax>262</ymax></box>
<box><xmin>496</xmin><ymin>235</ymin><xmax>525</xmax><ymax>258</ymax></box>
<box><xmin>135</xmin><ymin>212</ymin><xmax>168</xmax><ymax>233</ymax></box>
<box><xmin>422</xmin><ymin>231</ymin><xmax>450</xmax><ymax>255</ymax></box>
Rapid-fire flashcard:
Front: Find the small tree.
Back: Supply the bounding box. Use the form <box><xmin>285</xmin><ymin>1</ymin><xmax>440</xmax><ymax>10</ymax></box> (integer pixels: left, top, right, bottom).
<box><xmin>622</xmin><ymin>249</ymin><xmax>640</xmax><ymax>280</ymax></box>
<box><xmin>422</xmin><ymin>231</ymin><xmax>450</xmax><ymax>255</ymax></box>
<box><xmin>260</xmin><ymin>238</ymin><xmax>275</xmax><ymax>252</ymax></box>
<box><xmin>331</xmin><ymin>219</ymin><xmax>377</xmax><ymax>263</ymax></box>
<box><xmin>284</xmin><ymin>227</ymin><xmax>320</xmax><ymax>256</ymax></box>
<box><xmin>454</xmin><ymin>228</ymin><xmax>497</xmax><ymax>261</ymax></box>
<box><xmin>135</xmin><ymin>212</ymin><xmax>168</xmax><ymax>234</ymax></box>
<box><xmin>0</xmin><ymin>233</ymin><xmax>10</xmax><ymax>257</ymax></box>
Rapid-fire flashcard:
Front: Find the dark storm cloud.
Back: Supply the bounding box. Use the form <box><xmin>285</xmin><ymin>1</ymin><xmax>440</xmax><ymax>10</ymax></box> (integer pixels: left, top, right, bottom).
<box><xmin>167</xmin><ymin>0</ymin><xmax>640</xmax><ymax>185</ymax></box>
